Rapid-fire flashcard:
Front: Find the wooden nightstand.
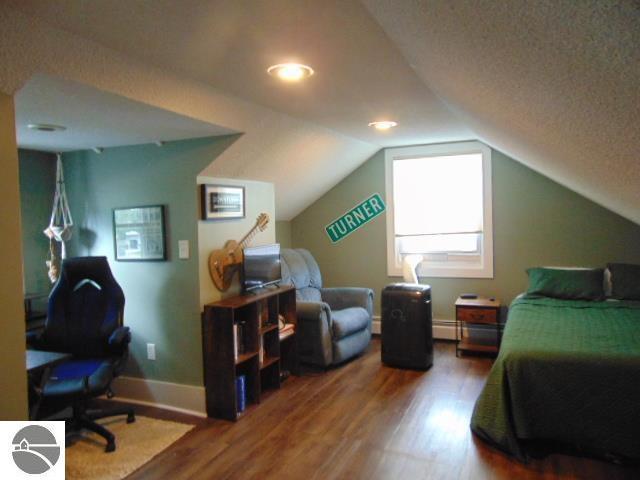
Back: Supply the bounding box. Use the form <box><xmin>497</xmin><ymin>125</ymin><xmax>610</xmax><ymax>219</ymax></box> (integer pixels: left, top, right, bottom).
<box><xmin>455</xmin><ymin>296</ymin><xmax>501</xmax><ymax>357</ymax></box>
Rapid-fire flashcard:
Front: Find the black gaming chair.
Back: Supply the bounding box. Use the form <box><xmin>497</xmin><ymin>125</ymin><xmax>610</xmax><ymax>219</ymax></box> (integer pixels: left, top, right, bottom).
<box><xmin>28</xmin><ymin>256</ymin><xmax>135</xmax><ymax>452</ymax></box>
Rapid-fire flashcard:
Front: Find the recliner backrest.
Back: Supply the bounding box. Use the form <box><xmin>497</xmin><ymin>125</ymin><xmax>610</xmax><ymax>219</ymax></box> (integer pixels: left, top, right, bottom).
<box><xmin>44</xmin><ymin>256</ymin><xmax>125</xmax><ymax>357</ymax></box>
<box><xmin>280</xmin><ymin>249</ymin><xmax>323</xmax><ymax>302</ymax></box>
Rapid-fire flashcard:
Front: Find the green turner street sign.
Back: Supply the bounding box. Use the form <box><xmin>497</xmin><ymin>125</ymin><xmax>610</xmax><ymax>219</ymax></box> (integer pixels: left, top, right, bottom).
<box><xmin>325</xmin><ymin>193</ymin><xmax>386</xmax><ymax>243</ymax></box>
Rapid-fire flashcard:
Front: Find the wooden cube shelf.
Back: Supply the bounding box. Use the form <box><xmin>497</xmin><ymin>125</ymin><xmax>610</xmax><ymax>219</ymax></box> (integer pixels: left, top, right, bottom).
<box><xmin>202</xmin><ymin>285</ymin><xmax>297</xmax><ymax>420</ymax></box>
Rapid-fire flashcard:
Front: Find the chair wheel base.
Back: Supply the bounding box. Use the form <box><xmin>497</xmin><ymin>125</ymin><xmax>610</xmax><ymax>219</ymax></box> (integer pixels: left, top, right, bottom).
<box><xmin>105</xmin><ymin>441</ymin><xmax>116</xmax><ymax>453</ymax></box>
<box><xmin>126</xmin><ymin>412</ymin><xmax>135</xmax><ymax>424</ymax></box>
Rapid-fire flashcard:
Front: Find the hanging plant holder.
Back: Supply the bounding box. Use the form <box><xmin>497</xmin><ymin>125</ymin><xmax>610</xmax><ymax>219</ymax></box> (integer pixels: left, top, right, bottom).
<box><xmin>44</xmin><ymin>153</ymin><xmax>73</xmax><ymax>283</ymax></box>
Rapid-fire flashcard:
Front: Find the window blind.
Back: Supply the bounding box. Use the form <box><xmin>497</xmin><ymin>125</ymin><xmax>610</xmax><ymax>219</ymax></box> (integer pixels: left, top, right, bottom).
<box><xmin>392</xmin><ymin>153</ymin><xmax>484</xmax><ymax>237</ymax></box>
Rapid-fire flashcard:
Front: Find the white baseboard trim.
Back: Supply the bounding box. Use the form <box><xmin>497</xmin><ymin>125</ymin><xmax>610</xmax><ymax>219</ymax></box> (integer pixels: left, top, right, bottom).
<box><xmin>433</xmin><ymin>319</ymin><xmax>456</xmax><ymax>340</ymax></box>
<box><xmin>372</xmin><ymin>316</ymin><xmax>381</xmax><ymax>334</ymax></box>
<box><xmin>372</xmin><ymin>316</ymin><xmax>456</xmax><ymax>340</ymax></box>
<box><xmin>109</xmin><ymin>376</ymin><xmax>207</xmax><ymax>418</ymax></box>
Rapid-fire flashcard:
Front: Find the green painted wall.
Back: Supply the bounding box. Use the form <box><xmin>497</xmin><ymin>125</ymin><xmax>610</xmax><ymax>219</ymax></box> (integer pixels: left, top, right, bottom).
<box><xmin>276</xmin><ymin>220</ymin><xmax>292</xmax><ymax>249</ymax></box>
<box><xmin>291</xmin><ymin>148</ymin><xmax>640</xmax><ymax>320</ymax></box>
<box><xmin>18</xmin><ymin>149</ymin><xmax>56</xmax><ymax>300</ymax></box>
<box><xmin>63</xmin><ymin>136</ymin><xmax>237</xmax><ymax>386</ymax></box>
<box><xmin>0</xmin><ymin>92</ymin><xmax>28</xmax><ymax>419</ymax></box>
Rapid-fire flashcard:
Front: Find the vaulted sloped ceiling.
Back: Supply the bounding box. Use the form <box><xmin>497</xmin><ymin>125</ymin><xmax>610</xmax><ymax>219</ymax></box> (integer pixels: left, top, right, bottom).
<box><xmin>363</xmin><ymin>0</ymin><xmax>640</xmax><ymax>224</ymax></box>
<box><xmin>3</xmin><ymin>1</ymin><xmax>639</xmax><ymax>223</ymax></box>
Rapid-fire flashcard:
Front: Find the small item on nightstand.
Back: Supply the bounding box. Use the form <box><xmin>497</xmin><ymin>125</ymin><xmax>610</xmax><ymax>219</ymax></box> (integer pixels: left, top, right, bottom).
<box><xmin>460</xmin><ymin>293</ymin><xmax>478</xmax><ymax>299</ymax></box>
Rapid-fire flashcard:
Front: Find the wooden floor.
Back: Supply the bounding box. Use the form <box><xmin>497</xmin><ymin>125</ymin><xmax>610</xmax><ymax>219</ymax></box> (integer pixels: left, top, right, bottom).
<box><xmin>116</xmin><ymin>339</ymin><xmax>638</xmax><ymax>480</ymax></box>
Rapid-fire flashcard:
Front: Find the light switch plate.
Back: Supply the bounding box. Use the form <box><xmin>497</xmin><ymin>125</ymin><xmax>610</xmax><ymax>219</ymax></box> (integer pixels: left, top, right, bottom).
<box><xmin>178</xmin><ymin>240</ymin><xmax>190</xmax><ymax>259</ymax></box>
<box><xmin>147</xmin><ymin>343</ymin><xmax>156</xmax><ymax>360</ymax></box>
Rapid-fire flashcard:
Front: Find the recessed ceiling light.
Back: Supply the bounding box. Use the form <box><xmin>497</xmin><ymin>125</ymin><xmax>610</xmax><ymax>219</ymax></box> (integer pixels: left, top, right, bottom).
<box><xmin>27</xmin><ymin>123</ymin><xmax>67</xmax><ymax>132</ymax></box>
<box><xmin>267</xmin><ymin>63</ymin><xmax>314</xmax><ymax>82</ymax></box>
<box><xmin>368</xmin><ymin>120</ymin><xmax>398</xmax><ymax>131</ymax></box>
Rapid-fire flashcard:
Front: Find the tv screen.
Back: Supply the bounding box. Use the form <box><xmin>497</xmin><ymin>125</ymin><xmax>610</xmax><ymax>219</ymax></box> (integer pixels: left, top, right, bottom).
<box><xmin>242</xmin><ymin>244</ymin><xmax>281</xmax><ymax>291</ymax></box>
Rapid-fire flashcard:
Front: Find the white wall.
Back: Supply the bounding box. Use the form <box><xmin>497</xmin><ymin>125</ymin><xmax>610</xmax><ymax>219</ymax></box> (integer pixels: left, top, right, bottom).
<box><xmin>197</xmin><ymin>176</ymin><xmax>276</xmax><ymax>307</ymax></box>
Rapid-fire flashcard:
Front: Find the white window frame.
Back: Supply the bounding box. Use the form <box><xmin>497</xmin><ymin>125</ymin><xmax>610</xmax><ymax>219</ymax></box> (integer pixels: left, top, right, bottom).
<box><xmin>385</xmin><ymin>141</ymin><xmax>493</xmax><ymax>278</ymax></box>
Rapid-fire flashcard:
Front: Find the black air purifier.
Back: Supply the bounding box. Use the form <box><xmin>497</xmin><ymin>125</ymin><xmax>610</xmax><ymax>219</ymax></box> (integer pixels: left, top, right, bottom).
<box><xmin>381</xmin><ymin>283</ymin><xmax>433</xmax><ymax>369</ymax></box>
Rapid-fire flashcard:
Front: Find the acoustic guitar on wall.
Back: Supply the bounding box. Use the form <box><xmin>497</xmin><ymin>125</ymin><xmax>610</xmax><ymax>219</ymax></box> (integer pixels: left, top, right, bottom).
<box><xmin>208</xmin><ymin>213</ymin><xmax>270</xmax><ymax>292</ymax></box>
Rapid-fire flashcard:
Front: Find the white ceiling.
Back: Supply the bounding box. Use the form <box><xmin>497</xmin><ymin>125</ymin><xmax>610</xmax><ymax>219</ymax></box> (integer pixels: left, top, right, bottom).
<box><xmin>15</xmin><ymin>74</ymin><xmax>235</xmax><ymax>152</ymax></box>
<box><xmin>0</xmin><ymin>4</ymin><xmax>377</xmax><ymax>220</ymax></box>
<box><xmin>3</xmin><ymin>1</ymin><xmax>639</xmax><ymax>224</ymax></box>
<box><xmin>6</xmin><ymin>0</ymin><xmax>472</xmax><ymax>148</ymax></box>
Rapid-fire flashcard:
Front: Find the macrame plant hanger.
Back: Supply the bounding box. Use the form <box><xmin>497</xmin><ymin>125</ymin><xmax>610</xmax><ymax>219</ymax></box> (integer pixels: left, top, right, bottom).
<box><xmin>43</xmin><ymin>153</ymin><xmax>73</xmax><ymax>283</ymax></box>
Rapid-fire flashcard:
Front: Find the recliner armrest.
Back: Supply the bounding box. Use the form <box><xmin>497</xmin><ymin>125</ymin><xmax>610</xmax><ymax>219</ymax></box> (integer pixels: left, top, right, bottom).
<box><xmin>108</xmin><ymin>326</ymin><xmax>131</xmax><ymax>354</ymax></box>
<box><xmin>297</xmin><ymin>301</ymin><xmax>332</xmax><ymax>327</ymax></box>
<box><xmin>295</xmin><ymin>301</ymin><xmax>333</xmax><ymax>367</ymax></box>
<box><xmin>320</xmin><ymin>287</ymin><xmax>374</xmax><ymax>317</ymax></box>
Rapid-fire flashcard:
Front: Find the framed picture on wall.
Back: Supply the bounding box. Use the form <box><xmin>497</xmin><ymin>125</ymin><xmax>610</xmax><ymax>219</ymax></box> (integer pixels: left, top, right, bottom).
<box><xmin>113</xmin><ymin>205</ymin><xmax>167</xmax><ymax>261</ymax></box>
<box><xmin>200</xmin><ymin>184</ymin><xmax>245</xmax><ymax>220</ymax></box>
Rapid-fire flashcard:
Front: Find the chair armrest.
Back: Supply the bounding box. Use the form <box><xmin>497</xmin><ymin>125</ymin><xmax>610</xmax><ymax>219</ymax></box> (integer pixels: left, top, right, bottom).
<box><xmin>295</xmin><ymin>301</ymin><xmax>333</xmax><ymax>367</ymax></box>
<box><xmin>108</xmin><ymin>326</ymin><xmax>131</xmax><ymax>354</ymax></box>
<box><xmin>320</xmin><ymin>287</ymin><xmax>374</xmax><ymax>316</ymax></box>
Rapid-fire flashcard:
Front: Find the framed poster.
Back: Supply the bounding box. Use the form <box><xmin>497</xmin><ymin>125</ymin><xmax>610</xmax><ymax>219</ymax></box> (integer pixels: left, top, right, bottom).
<box><xmin>200</xmin><ymin>184</ymin><xmax>245</xmax><ymax>220</ymax></box>
<box><xmin>113</xmin><ymin>205</ymin><xmax>166</xmax><ymax>261</ymax></box>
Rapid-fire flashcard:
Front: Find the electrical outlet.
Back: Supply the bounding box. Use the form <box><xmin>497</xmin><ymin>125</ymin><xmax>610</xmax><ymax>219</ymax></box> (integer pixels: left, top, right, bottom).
<box><xmin>147</xmin><ymin>343</ymin><xmax>156</xmax><ymax>360</ymax></box>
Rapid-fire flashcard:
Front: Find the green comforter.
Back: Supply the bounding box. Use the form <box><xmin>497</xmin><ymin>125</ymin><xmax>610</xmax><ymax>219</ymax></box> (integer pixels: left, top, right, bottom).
<box><xmin>470</xmin><ymin>295</ymin><xmax>640</xmax><ymax>461</ymax></box>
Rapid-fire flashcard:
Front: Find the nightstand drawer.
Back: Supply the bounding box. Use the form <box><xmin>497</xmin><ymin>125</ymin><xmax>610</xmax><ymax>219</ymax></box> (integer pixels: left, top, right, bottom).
<box><xmin>457</xmin><ymin>307</ymin><xmax>497</xmax><ymax>325</ymax></box>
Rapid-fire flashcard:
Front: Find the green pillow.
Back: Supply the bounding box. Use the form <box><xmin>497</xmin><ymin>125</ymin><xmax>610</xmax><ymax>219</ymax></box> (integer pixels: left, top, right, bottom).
<box><xmin>608</xmin><ymin>263</ymin><xmax>640</xmax><ymax>300</ymax></box>
<box><xmin>526</xmin><ymin>267</ymin><xmax>605</xmax><ymax>300</ymax></box>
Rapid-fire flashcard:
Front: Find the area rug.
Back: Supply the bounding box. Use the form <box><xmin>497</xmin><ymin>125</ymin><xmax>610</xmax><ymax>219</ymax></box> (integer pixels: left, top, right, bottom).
<box><xmin>66</xmin><ymin>415</ymin><xmax>194</xmax><ymax>480</ymax></box>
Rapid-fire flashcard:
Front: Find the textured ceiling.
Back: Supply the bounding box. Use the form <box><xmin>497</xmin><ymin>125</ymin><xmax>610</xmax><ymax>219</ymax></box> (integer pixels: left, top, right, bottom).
<box><xmin>2</xmin><ymin>1</ymin><xmax>639</xmax><ymax>224</ymax></box>
<box><xmin>5</xmin><ymin>0</ymin><xmax>472</xmax><ymax>147</ymax></box>
<box><xmin>363</xmin><ymin>0</ymin><xmax>640</xmax><ymax>224</ymax></box>
<box><xmin>0</xmin><ymin>4</ymin><xmax>376</xmax><ymax>220</ymax></box>
<box><xmin>15</xmin><ymin>74</ymin><xmax>235</xmax><ymax>152</ymax></box>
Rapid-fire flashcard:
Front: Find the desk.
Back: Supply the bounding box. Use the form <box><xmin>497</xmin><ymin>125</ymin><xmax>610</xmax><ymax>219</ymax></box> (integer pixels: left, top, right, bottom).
<box><xmin>26</xmin><ymin>350</ymin><xmax>71</xmax><ymax>419</ymax></box>
<box><xmin>27</xmin><ymin>350</ymin><xmax>71</xmax><ymax>373</ymax></box>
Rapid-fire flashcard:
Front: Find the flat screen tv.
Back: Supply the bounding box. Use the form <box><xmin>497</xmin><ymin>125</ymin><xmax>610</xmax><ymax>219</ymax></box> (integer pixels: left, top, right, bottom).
<box><xmin>242</xmin><ymin>243</ymin><xmax>281</xmax><ymax>292</ymax></box>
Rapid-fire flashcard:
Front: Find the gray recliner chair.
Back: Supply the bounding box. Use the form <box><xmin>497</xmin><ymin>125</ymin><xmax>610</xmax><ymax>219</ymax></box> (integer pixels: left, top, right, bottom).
<box><xmin>280</xmin><ymin>248</ymin><xmax>373</xmax><ymax>367</ymax></box>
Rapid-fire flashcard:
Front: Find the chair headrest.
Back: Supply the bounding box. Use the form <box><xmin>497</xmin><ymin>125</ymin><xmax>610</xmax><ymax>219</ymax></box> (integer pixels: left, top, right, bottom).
<box><xmin>60</xmin><ymin>256</ymin><xmax>116</xmax><ymax>288</ymax></box>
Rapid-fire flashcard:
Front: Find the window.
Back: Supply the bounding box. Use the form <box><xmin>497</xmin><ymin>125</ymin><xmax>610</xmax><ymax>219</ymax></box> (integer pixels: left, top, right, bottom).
<box><xmin>385</xmin><ymin>141</ymin><xmax>493</xmax><ymax>278</ymax></box>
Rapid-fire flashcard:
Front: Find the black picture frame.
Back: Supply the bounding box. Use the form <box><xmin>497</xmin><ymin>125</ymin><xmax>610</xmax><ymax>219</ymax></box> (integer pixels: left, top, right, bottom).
<box><xmin>113</xmin><ymin>205</ymin><xmax>167</xmax><ymax>261</ymax></box>
<box><xmin>200</xmin><ymin>184</ymin><xmax>245</xmax><ymax>220</ymax></box>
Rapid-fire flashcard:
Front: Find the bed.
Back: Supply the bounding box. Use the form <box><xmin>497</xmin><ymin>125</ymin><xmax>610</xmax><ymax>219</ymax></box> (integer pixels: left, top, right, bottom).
<box><xmin>470</xmin><ymin>294</ymin><xmax>640</xmax><ymax>462</ymax></box>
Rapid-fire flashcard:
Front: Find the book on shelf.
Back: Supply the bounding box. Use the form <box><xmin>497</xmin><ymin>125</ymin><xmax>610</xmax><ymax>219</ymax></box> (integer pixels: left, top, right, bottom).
<box><xmin>259</xmin><ymin>299</ymin><xmax>269</xmax><ymax>328</ymax></box>
<box><xmin>279</xmin><ymin>323</ymin><xmax>294</xmax><ymax>341</ymax></box>
<box><xmin>236</xmin><ymin>375</ymin><xmax>246</xmax><ymax>413</ymax></box>
<box><xmin>233</xmin><ymin>323</ymin><xmax>238</xmax><ymax>360</ymax></box>
<box><xmin>259</xmin><ymin>336</ymin><xmax>264</xmax><ymax>365</ymax></box>
<box><xmin>234</xmin><ymin>322</ymin><xmax>246</xmax><ymax>360</ymax></box>
<box><xmin>279</xmin><ymin>323</ymin><xmax>294</xmax><ymax>333</ymax></box>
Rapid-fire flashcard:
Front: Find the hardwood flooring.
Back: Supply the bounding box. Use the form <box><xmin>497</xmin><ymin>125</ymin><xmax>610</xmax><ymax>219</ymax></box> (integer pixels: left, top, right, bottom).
<box><xmin>113</xmin><ymin>339</ymin><xmax>638</xmax><ymax>479</ymax></box>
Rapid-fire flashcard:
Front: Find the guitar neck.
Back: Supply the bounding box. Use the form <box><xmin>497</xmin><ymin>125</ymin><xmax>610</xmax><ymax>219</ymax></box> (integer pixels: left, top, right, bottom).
<box><xmin>237</xmin><ymin>225</ymin><xmax>259</xmax><ymax>250</ymax></box>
